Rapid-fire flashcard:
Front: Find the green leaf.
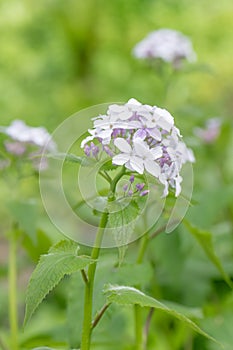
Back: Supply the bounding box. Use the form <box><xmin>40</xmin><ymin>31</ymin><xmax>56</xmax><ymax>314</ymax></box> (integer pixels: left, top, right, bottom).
<box><xmin>22</xmin><ymin>229</ymin><xmax>52</xmax><ymax>262</ymax></box>
<box><xmin>48</xmin><ymin>152</ymin><xmax>95</xmax><ymax>166</ymax></box>
<box><xmin>107</xmin><ymin>199</ymin><xmax>140</xmax><ymax>263</ymax></box>
<box><xmin>67</xmin><ymin>272</ymin><xmax>84</xmax><ymax>348</ymax></box>
<box><xmin>32</xmin><ymin>348</ymin><xmax>56</xmax><ymax>350</ymax></box>
<box><xmin>24</xmin><ymin>240</ymin><xmax>94</xmax><ymax>326</ymax></box>
<box><xmin>99</xmin><ymin>159</ymin><xmax>118</xmax><ymax>171</ymax></box>
<box><xmin>104</xmin><ymin>284</ymin><xmax>221</xmax><ymax>345</ymax></box>
<box><xmin>184</xmin><ymin>220</ymin><xmax>233</xmax><ymax>288</ymax></box>
<box><xmin>7</xmin><ymin>200</ymin><xmax>38</xmax><ymax>243</ymax></box>
<box><xmin>160</xmin><ymin>300</ymin><xmax>203</xmax><ymax>319</ymax></box>
<box><xmin>114</xmin><ymin>262</ymin><xmax>154</xmax><ymax>287</ymax></box>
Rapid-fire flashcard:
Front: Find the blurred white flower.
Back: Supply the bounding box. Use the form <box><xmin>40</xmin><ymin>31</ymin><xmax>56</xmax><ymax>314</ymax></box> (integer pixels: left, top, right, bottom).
<box><xmin>133</xmin><ymin>28</ymin><xmax>196</xmax><ymax>68</ymax></box>
<box><xmin>194</xmin><ymin>118</ymin><xmax>221</xmax><ymax>144</ymax></box>
<box><xmin>0</xmin><ymin>119</ymin><xmax>56</xmax><ymax>171</ymax></box>
<box><xmin>81</xmin><ymin>98</ymin><xmax>194</xmax><ymax>197</ymax></box>
<box><xmin>0</xmin><ymin>120</ymin><xmax>56</xmax><ymax>151</ymax></box>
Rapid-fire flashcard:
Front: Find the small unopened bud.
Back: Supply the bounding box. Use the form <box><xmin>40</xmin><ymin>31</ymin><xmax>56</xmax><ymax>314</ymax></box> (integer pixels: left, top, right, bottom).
<box><xmin>140</xmin><ymin>190</ymin><xmax>149</xmax><ymax>197</ymax></box>
<box><xmin>136</xmin><ymin>183</ymin><xmax>145</xmax><ymax>191</ymax></box>
<box><xmin>129</xmin><ymin>175</ymin><xmax>135</xmax><ymax>183</ymax></box>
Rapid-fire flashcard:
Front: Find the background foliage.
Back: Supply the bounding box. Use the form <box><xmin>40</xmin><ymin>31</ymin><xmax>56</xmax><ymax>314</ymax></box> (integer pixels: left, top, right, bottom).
<box><xmin>0</xmin><ymin>0</ymin><xmax>232</xmax><ymax>349</ymax></box>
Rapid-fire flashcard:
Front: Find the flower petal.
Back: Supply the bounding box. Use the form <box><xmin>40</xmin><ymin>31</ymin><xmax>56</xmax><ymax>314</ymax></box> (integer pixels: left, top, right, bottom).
<box><xmin>150</xmin><ymin>146</ymin><xmax>163</xmax><ymax>160</ymax></box>
<box><xmin>112</xmin><ymin>154</ymin><xmax>130</xmax><ymax>165</ymax></box>
<box><xmin>130</xmin><ymin>156</ymin><xmax>144</xmax><ymax>174</ymax></box>
<box><xmin>147</xmin><ymin>127</ymin><xmax>161</xmax><ymax>141</ymax></box>
<box><xmin>145</xmin><ymin>160</ymin><xmax>160</xmax><ymax>177</ymax></box>
<box><xmin>133</xmin><ymin>139</ymin><xmax>149</xmax><ymax>157</ymax></box>
<box><xmin>114</xmin><ymin>138</ymin><xmax>132</xmax><ymax>153</ymax></box>
<box><xmin>81</xmin><ymin>135</ymin><xmax>94</xmax><ymax>148</ymax></box>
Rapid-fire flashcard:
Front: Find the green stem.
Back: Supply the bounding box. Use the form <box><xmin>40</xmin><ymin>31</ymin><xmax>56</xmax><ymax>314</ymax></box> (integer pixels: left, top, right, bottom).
<box><xmin>8</xmin><ymin>232</ymin><xmax>18</xmax><ymax>350</ymax></box>
<box><xmin>134</xmin><ymin>234</ymin><xmax>148</xmax><ymax>349</ymax></box>
<box><xmin>80</xmin><ymin>210</ymin><xmax>109</xmax><ymax>350</ymax></box>
<box><xmin>134</xmin><ymin>224</ymin><xmax>166</xmax><ymax>348</ymax></box>
<box><xmin>136</xmin><ymin>233</ymin><xmax>149</xmax><ymax>264</ymax></box>
<box><xmin>80</xmin><ymin>166</ymin><xmax>126</xmax><ymax>350</ymax></box>
<box><xmin>134</xmin><ymin>305</ymin><xmax>143</xmax><ymax>350</ymax></box>
<box><xmin>110</xmin><ymin>167</ymin><xmax>125</xmax><ymax>195</ymax></box>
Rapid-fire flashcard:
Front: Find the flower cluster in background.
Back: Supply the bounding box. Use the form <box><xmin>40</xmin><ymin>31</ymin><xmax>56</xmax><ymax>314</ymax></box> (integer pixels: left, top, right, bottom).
<box><xmin>194</xmin><ymin>118</ymin><xmax>221</xmax><ymax>144</ymax></box>
<box><xmin>0</xmin><ymin>120</ymin><xmax>56</xmax><ymax>171</ymax></box>
<box><xmin>133</xmin><ymin>28</ymin><xmax>196</xmax><ymax>68</ymax></box>
<box><xmin>81</xmin><ymin>99</ymin><xmax>195</xmax><ymax>197</ymax></box>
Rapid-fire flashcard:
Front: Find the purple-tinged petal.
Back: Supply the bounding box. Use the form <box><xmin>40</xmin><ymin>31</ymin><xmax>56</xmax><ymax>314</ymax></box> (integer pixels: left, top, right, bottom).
<box><xmin>133</xmin><ymin>129</ymin><xmax>147</xmax><ymax>140</ymax></box>
<box><xmin>147</xmin><ymin>128</ymin><xmax>161</xmax><ymax>141</ymax></box>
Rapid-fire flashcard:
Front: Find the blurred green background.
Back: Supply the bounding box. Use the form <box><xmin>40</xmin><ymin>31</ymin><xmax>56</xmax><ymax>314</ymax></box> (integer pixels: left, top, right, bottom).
<box><xmin>0</xmin><ymin>0</ymin><xmax>233</xmax><ymax>127</ymax></box>
<box><xmin>0</xmin><ymin>0</ymin><xmax>233</xmax><ymax>349</ymax></box>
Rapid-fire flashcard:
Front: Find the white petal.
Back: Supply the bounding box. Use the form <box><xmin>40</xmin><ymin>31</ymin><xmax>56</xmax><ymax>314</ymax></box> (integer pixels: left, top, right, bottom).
<box><xmin>186</xmin><ymin>148</ymin><xmax>195</xmax><ymax>163</ymax></box>
<box><xmin>147</xmin><ymin>128</ymin><xmax>161</xmax><ymax>141</ymax></box>
<box><xmin>98</xmin><ymin>129</ymin><xmax>112</xmax><ymax>139</ymax></box>
<box><xmin>117</xmin><ymin>120</ymin><xmax>141</xmax><ymax>129</ymax></box>
<box><xmin>175</xmin><ymin>175</ymin><xmax>183</xmax><ymax>197</ymax></box>
<box><xmin>112</xmin><ymin>154</ymin><xmax>130</xmax><ymax>165</ymax></box>
<box><xmin>150</xmin><ymin>146</ymin><xmax>163</xmax><ymax>159</ymax></box>
<box><xmin>155</xmin><ymin>108</ymin><xmax>174</xmax><ymax>131</ymax></box>
<box><xmin>159</xmin><ymin>174</ymin><xmax>169</xmax><ymax>197</ymax></box>
<box><xmin>127</xmin><ymin>98</ymin><xmax>141</xmax><ymax>106</ymax></box>
<box><xmin>130</xmin><ymin>156</ymin><xmax>144</xmax><ymax>174</ymax></box>
<box><xmin>118</xmin><ymin>110</ymin><xmax>133</xmax><ymax>120</ymax></box>
<box><xmin>133</xmin><ymin>139</ymin><xmax>149</xmax><ymax>157</ymax></box>
<box><xmin>108</xmin><ymin>104</ymin><xmax>126</xmax><ymax>114</ymax></box>
<box><xmin>81</xmin><ymin>135</ymin><xmax>94</xmax><ymax>148</ymax></box>
<box><xmin>145</xmin><ymin>160</ymin><xmax>160</xmax><ymax>177</ymax></box>
<box><xmin>114</xmin><ymin>138</ymin><xmax>132</xmax><ymax>153</ymax></box>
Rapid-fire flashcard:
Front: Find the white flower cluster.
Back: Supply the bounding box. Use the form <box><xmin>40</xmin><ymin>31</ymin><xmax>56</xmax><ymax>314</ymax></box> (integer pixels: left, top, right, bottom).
<box><xmin>133</xmin><ymin>29</ymin><xmax>196</xmax><ymax>67</ymax></box>
<box><xmin>81</xmin><ymin>99</ymin><xmax>195</xmax><ymax>197</ymax></box>
<box><xmin>0</xmin><ymin>120</ymin><xmax>56</xmax><ymax>171</ymax></box>
<box><xmin>0</xmin><ymin>120</ymin><xmax>56</xmax><ymax>151</ymax></box>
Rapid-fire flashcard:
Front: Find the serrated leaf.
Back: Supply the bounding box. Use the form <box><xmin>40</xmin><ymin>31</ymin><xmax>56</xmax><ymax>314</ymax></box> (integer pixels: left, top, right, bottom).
<box><xmin>184</xmin><ymin>220</ymin><xmax>233</xmax><ymax>288</ymax></box>
<box><xmin>24</xmin><ymin>240</ymin><xmax>94</xmax><ymax>326</ymax></box>
<box><xmin>104</xmin><ymin>284</ymin><xmax>220</xmax><ymax>344</ymax></box>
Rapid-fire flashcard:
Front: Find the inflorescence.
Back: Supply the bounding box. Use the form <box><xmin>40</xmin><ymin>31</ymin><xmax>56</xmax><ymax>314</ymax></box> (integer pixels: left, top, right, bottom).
<box><xmin>81</xmin><ymin>98</ymin><xmax>195</xmax><ymax>197</ymax></box>
<box><xmin>133</xmin><ymin>28</ymin><xmax>196</xmax><ymax>68</ymax></box>
<box><xmin>0</xmin><ymin>120</ymin><xmax>56</xmax><ymax>171</ymax></box>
